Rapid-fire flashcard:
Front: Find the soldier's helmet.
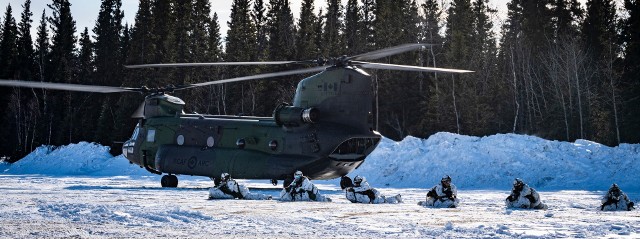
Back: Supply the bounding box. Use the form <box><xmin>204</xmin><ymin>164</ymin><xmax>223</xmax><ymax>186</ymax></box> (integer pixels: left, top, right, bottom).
<box><xmin>441</xmin><ymin>175</ymin><xmax>452</xmax><ymax>183</ymax></box>
<box><xmin>513</xmin><ymin>178</ymin><xmax>524</xmax><ymax>187</ymax></box>
<box><xmin>294</xmin><ymin>170</ymin><xmax>303</xmax><ymax>180</ymax></box>
<box><xmin>221</xmin><ymin>173</ymin><xmax>230</xmax><ymax>180</ymax></box>
<box><xmin>353</xmin><ymin>175</ymin><xmax>365</xmax><ymax>185</ymax></box>
<box><xmin>611</xmin><ymin>183</ymin><xmax>620</xmax><ymax>191</ymax></box>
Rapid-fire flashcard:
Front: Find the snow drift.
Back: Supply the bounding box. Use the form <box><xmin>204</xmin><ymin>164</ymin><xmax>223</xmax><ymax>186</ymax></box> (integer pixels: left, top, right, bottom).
<box><xmin>2</xmin><ymin>133</ymin><xmax>639</xmax><ymax>191</ymax></box>
<box><xmin>0</xmin><ymin>142</ymin><xmax>146</xmax><ymax>176</ymax></box>
<box><xmin>352</xmin><ymin>132</ymin><xmax>640</xmax><ymax>191</ymax></box>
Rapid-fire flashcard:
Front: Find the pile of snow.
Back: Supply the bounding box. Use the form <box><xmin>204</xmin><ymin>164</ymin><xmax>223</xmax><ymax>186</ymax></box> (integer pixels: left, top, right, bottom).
<box><xmin>2</xmin><ymin>133</ymin><xmax>639</xmax><ymax>191</ymax></box>
<box><xmin>0</xmin><ymin>142</ymin><xmax>148</xmax><ymax>176</ymax></box>
<box><xmin>352</xmin><ymin>132</ymin><xmax>640</xmax><ymax>191</ymax></box>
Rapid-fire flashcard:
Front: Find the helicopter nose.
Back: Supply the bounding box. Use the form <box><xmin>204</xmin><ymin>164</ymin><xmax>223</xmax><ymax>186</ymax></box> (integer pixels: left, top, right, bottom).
<box><xmin>122</xmin><ymin>140</ymin><xmax>133</xmax><ymax>159</ymax></box>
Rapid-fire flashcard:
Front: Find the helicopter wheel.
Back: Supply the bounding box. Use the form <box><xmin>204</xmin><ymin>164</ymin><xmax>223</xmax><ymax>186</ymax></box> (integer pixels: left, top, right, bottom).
<box><xmin>161</xmin><ymin>175</ymin><xmax>179</xmax><ymax>188</ymax></box>
<box><xmin>270</xmin><ymin>179</ymin><xmax>278</xmax><ymax>186</ymax></box>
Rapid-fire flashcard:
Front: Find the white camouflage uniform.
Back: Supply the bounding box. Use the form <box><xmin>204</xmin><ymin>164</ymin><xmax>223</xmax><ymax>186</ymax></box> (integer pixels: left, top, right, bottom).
<box><xmin>421</xmin><ymin>183</ymin><xmax>460</xmax><ymax>208</ymax></box>
<box><xmin>209</xmin><ymin>178</ymin><xmax>271</xmax><ymax>200</ymax></box>
<box><xmin>345</xmin><ymin>180</ymin><xmax>401</xmax><ymax>204</ymax></box>
<box><xmin>279</xmin><ymin>176</ymin><xmax>331</xmax><ymax>202</ymax></box>
<box><xmin>600</xmin><ymin>184</ymin><xmax>635</xmax><ymax>211</ymax></box>
<box><xmin>506</xmin><ymin>182</ymin><xmax>546</xmax><ymax>209</ymax></box>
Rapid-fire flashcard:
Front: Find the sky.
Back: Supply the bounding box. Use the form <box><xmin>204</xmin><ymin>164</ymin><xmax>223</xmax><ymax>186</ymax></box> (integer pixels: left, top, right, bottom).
<box><xmin>3</xmin><ymin>0</ymin><xmax>592</xmax><ymax>44</ymax></box>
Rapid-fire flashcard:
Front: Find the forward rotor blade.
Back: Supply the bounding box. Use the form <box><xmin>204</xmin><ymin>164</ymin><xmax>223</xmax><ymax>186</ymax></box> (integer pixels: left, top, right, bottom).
<box><xmin>0</xmin><ymin>79</ymin><xmax>139</xmax><ymax>93</ymax></box>
<box><xmin>356</xmin><ymin>62</ymin><xmax>473</xmax><ymax>74</ymax></box>
<box><xmin>350</xmin><ymin>43</ymin><xmax>433</xmax><ymax>61</ymax></box>
<box><xmin>125</xmin><ymin>61</ymin><xmax>301</xmax><ymax>69</ymax></box>
<box><xmin>181</xmin><ymin>66</ymin><xmax>327</xmax><ymax>89</ymax></box>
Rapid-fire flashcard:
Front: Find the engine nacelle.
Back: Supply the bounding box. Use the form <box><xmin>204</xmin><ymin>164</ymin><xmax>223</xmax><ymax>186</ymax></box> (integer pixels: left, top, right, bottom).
<box><xmin>273</xmin><ymin>103</ymin><xmax>319</xmax><ymax>127</ymax></box>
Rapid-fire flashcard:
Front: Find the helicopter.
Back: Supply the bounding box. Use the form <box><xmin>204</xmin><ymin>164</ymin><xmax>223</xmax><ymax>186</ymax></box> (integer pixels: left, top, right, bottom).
<box><xmin>0</xmin><ymin>43</ymin><xmax>471</xmax><ymax>188</ymax></box>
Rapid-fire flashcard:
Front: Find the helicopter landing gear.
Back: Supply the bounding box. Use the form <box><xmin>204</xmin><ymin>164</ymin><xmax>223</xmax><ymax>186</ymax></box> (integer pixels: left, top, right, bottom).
<box><xmin>161</xmin><ymin>174</ymin><xmax>178</xmax><ymax>188</ymax></box>
<box><xmin>270</xmin><ymin>179</ymin><xmax>278</xmax><ymax>186</ymax></box>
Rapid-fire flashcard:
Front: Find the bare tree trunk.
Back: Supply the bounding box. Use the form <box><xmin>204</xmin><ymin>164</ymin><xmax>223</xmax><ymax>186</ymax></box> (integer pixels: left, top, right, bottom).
<box><xmin>510</xmin><ymin>47</ymin><xmax>519</xmax><ymax>133</ymax></box>
<box><xmin>375</xmin><ymin>74</ymin><xmax>379</xmax><ymax>131</ymax></box>
<box><xmin>385</xmin><ymin>112</ymin><xmax>404</xmax><ymax>139</ymax></box>
<box><xmin>251</xmin><ymin>82</ymin><xmax>256</xmax><ymax>115</ymax></box>
<box><xmin>572</xmin><ymin>47</ymin><xmax>584</xmax><ymax>139</ymax></box>
<box><xmin>607</xmin><ymin>44</ymin><xmax>621</xmax><ymax>144</ymax></box>
<box><xmin>452</xmin><ymin>75</ymin><xmax>460</xmax><ymax>134</ymax></box>
<box><xmin>431</xmin><ymin>45</ymin><xmax>440</xmax><ymax>124</ymax></box>
<box><xmin>220</xmin><ymin>84</ymin><xmax>226</xmax><ymax>115</ymax></box>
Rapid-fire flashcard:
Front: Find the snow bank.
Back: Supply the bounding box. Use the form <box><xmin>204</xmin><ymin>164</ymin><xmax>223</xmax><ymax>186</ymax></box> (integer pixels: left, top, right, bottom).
<box><xmin>2</xmin><ymin>133</ymin><xmax>639</xmax><ymax>191</ymax></box>
<box><xmin>0</xmin><ymin>142</ymin><xmax>148</xmax><ymax>176</ymax></box>
<box><xmin>351</xmin><ymin>132</ymin><xmax>640</xmax><ymax>191</ymax></box>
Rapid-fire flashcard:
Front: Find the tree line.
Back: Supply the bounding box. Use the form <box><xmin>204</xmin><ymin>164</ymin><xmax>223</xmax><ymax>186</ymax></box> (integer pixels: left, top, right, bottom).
<box><xmin>0</xmin><ymin>0</ymin><xmax>638</xmax><ymax>161</ymax></box>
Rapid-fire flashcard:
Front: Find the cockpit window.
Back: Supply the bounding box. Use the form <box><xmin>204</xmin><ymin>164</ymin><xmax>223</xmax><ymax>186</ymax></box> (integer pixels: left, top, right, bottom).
<box><xmin>147</xmin><ymin>129</ymin><xmax>156</xmax><ymax>142</ymax></box>
<box><xmin>131</xmin><ymin>126</ymin><xmax>140</xmax><ymax>140</ymax></box>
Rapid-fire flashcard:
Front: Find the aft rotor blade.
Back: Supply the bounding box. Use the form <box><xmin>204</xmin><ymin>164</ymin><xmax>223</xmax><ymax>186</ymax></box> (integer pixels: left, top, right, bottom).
<box><xmin>0</xmin><ymin>79</ymin><xmax>139</xmax><ymax>93</ymax></box>
<box><xmin>125</xmin><ymin>61</ymin><xmax>301</xmax><ymax>69</ymax></box>
<box><xmin>350</xmin><ymin>43</ymin><xmax>433</xmax><ymax>61</ymax></box>
<box><xmin>181</xmin><ymin>66</ymin><xmax>327</xmax><ymax>89</ymax></box>
<box><xmin>356</xmin><ymin>62</ymin><xmax>474</xmax><ymax>74</ymax></box>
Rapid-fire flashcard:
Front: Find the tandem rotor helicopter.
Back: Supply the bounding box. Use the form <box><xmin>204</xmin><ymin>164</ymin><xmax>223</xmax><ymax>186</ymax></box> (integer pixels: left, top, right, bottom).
<box><xmin>0</xmin><ymin>43</ymin><xmax>471</xmax><ymax>187</ymax></box>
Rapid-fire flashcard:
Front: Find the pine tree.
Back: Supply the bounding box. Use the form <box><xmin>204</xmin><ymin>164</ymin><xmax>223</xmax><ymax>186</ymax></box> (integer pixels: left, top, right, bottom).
<box><xmin>33</xmin><ymin>10</ymin><xmax>50</xmax><ymax>151</ymax></box>
<box><xmin>314</xmin><ymin>9</ymin><xmax>324</xmax><ymax>55</ymax></box>
<box><xmin>225</xmin><ymin>0</ymin><xmax>257</xmax><ymax>115</ymax></box>
<box><xmin>253</xmin><ymin>0</ymin><xmax>268</xmax><ymax>61</ymax></box>
<box><xmin>47</xmin><ymin>0</ymin><xmax>77</xmax><ymax>145</ymax></box>
<box><xmin>323</xmin><ymin>0</ymin><xmax>344</xmax><ymax>56</ymax></box>
<box><xmin>127</xmin><ymin>0</ymin><xmax>154</xmax><ymax>66</ymax></box>
<box><xmin>552</xmin><ymin>0</ymin><xmax>583</xmax><ymax>38</ymax></box>
<box><xmin>620</xmin><ymin>0</ymin><xmax>640</xmax><ymax>143</ymax></box>
<box><xmin>184</xmin><ymin>0</ymin><xmax>215</xmax><ymax>113</ymax></box>
<box><xmin>77</xmin><ymin>28</ymin><xmax>93</xmax><ymax>87</ymax></box>
<box><xmin>344</xmin><ymin>0</ymin><xmax>363</xmax><ymax>55</ymax></box>
<box><xmin>192</xmin><ymin>0</ymin><xmax>212</xmax><ymax>64</ymax></box>
<box><xmin>113</xmin><ymin>23</ymin><xmax>143</xmax><ymax>145</ymax></box>
<box><xmin>441</xmin><ymin>0</ymin><xmax>474</xmax><ymax>134</ymax></box>
<box><xmin>120</xmin><ymin>24</ymin><xmax>130</xmax><ymax>66</ymax></box>
<box><xmin>582</xmin><ymin>0</ymin><xmax>616</xmax><ymax>62</ymax></box>
<box><xmin>267</xmin><ymin>0</ymin><xmax>295</xmax><ymax>61</ymax></box>
<box><xmin>12</xmin><ymin>0</ymin><xmax>39</xmax><ymax>157</ymax></box>
<box><xmin>16</xmin><ymin>0</ymin><xmax>35</xmax><ymax>81</ymax></box>
<box><xmin>361</xmin><ymin>0</ymin><xmax>376</xmax><ymax>51</ymax></box>
<box><xmin>419</xmin><ymin>0</ymin><xmax>446</xmax><ymax>135</ymax></box>
<box><xmin>0</xmin><ymin>5</ymin><xmax>18</xmax><ymax>79</ymax></box>
<box><xmin>209</xmin><ymin>13</ymin><xmax>223</xmax><ymax>62</ymax></box>
<box><xmin>261</xmin><ymin>0</ymin><xmax>296</xmax><ymax>115</ymax></box>
<box><xmin>150</xmin><ymin>0</ymin><xmax>175</xmax><ymax>86</ymax></box>
<box><xmin>581</xmin><ymin>0</ymin><xmax>619</xmax><ymax>144</ymax></box>
<box><xmin>93</xmin><ymin>0</ymin><xmax>124</xmax><ymax>86</ymax></box>
<box><xmin>0</xmin><ymin>4</ymin><xmax>19</xmax><ymax>157</ymax></box>
<box><xmin>206</xmin><ymin>12</ymin><xmax>224</xmax><ymax>114</ymax></box>
<box><xmin>75</xmin><ymin>27</ymin><xmax>96</xmax><ymax>141</ymax></box>
<box><xmin>34</xmin><ymin>10</ymin><xmax>50</xmax><ymax>83</ymax></box>
<box><xmin>372</xmin><ymin>0</ymin><xmax>422</xmax><ymax>139</ymax></box>
<box><xmin>94</xmin><ymin>0</ymin><xmax>124</xmax><ymax>146</ymax></box>
<box><xmin>468</xmin><ymin>0</ymin><xmax>499</xmax><ymax>135</ymax></box>
<box><xmin>296</xmin><ymin>0</ymin><xmax>318</xmax><ymax>60</ymax></box>
<box><xmin>174</xmin><ymin>0</ymin><xmax>192</xmax><ymax>86</ymax></box>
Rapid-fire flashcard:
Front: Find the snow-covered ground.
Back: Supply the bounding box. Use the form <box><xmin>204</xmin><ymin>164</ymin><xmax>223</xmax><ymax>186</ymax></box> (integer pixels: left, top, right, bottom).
<box><xmin>1</xmin><ymin>133</ymin><xmax>639</xmax><ymax>238</ymax></box>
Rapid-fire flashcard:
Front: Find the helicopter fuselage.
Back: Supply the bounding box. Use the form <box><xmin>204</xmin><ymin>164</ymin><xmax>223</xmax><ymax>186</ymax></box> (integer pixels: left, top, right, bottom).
<box><xmin>122</xmin><ymin>67</ymin><xmax>381</xmax><ymax>180</ymax></box>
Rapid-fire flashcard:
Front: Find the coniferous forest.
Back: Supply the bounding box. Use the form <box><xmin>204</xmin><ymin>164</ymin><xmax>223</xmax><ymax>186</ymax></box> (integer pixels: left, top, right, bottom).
<box><xmin>0</xmin><ymin>0</ymin><xmax>639</xmax><ymax>161</ymax></box>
